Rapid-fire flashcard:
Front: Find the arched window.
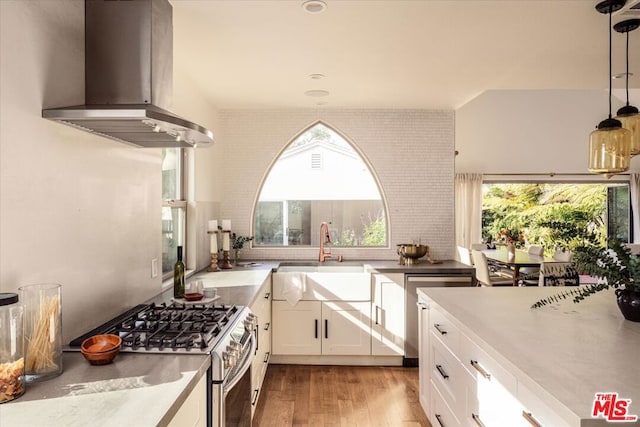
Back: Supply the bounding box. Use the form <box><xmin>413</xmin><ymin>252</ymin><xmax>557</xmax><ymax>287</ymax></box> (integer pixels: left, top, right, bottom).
<box><xmin>253</xmin><ymin>123</ymin><xmax>387</xmax><ymax>247</ymax></box>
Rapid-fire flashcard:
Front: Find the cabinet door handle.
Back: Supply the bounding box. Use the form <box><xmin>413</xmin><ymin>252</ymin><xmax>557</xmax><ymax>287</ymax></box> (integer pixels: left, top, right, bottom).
<box><xmin>251</xmin><ymin>388</ymin><xmax>260</xmax><ymax>406</ymax></box>
<box><xmin>470</xmin><ymin>360</ymin><xmax>492</xmax><ymax>380</ymax></box>
<box><xmin>435</xmin><ymin>364</ymin><xmax>449</xmax><ymax>380</ymax></box>
<box><xmin>522</xmin><ymin>411</ymin><xmax>542</xmax><ymax>427</ymax></box>
<box><xmin>434</xmin><ymin>324</ymin><xmax>447</xmax><ymax>335</ymax></box>
<box><xmin>325</xmin><ymin>319</ymin><xmax>328</xmax><ymax>339</ymax></box>
<box><xmin>434</xmin><ymin>413</ymin><xmax>445</xmax><ymax>427</ymax></box>
<box><xmin>417</xmin><ymin>301</ymin><xmax>428</xmax><ymax>310</ymax></box>
<box><xmin>375</xmin><ymin>306</ymin><xmax>380</xmax><ymax>325</ymax></box>
<box><xmin>264</xmin><ymin>322</ymin><xmax>270</xmax><ymax>331</ymax></box>
<box><xmin>264</xmin><ymin>292</ymin><xmax>270</xmax><ymax>300</ymax></box>
<box><xmin>471</xmin><ymin>413</ymin><xmax>486</xmax><ymax>427</ymax></box>
<box><xmin>263</xmin><ymin>351</ymin><xmax>270</xmax><ymax>363</ymax></box>
<box><xmin>314</xmin><ymin>319</ymin><xmax>318</xmax><ymax>339</ymax></box>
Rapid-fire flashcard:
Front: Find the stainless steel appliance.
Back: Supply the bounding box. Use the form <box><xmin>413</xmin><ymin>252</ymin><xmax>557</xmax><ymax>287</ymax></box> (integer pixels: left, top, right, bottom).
<box><xmin>404</xmin><ymin>273</ymin><xmax>475</xmax><ymax>366</ymax></box>
<box><xmin>42</xmin><ymin>0</ymin><xmax>214</xmax><ymax>148</ymax></box>
<box><xmin>69</xmin><ymin>302</ymin><xmax>257</xmax><ymax>427</ymax></box>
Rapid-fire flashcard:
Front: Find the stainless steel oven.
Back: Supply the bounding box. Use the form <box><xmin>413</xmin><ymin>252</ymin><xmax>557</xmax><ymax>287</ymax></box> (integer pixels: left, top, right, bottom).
<box><xmin>68</xmin><ymin>302</ymin><xmax>258</xmax><ymax>427</ymax></box>
<box><xmin>211</xmin><ymin>312</ymin><xmax>256</xmax><ymax>427</ymax></box>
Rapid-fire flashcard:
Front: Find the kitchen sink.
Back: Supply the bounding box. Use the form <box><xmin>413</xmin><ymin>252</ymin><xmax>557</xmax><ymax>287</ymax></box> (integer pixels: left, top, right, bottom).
<box><xmin>277</xmin><ymin>261</ymin><xmax>365</xmax><ymax>273</ymax></box>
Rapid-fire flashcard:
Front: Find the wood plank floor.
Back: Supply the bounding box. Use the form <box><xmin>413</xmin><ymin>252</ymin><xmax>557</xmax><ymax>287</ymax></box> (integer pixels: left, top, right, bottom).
<box><xmin>253</xmin><ymin>365</ymin><xmax>432</xmax><ymax>427</ymax></box>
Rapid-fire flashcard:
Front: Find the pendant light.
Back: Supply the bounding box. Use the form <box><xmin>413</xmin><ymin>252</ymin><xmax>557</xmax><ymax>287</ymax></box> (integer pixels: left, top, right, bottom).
<box><xmin>614</xmin><ymin>18</ymin><xmax>640</xmax><ymax>157</ymax></box>
<box><xmin>589</xmin><ymin>0</ymin><xmax>631</xmax><ymax>178</ymax></box>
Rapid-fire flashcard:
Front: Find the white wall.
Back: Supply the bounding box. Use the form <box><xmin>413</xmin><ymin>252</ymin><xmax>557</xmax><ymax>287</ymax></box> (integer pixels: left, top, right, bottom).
<box><xmin>455</xmin><ymin>89</ymin><xmax>640</xmax><ymax>175</ymax></box>
<box><xmin>215</xmin><ymin>109</ymin><xmax>455</xmax><ymax>261</ymax></box>
<box><xmin>0</xmin><ymin>0</ymin><xmax>163</xmax><ymax>343</ymax></box>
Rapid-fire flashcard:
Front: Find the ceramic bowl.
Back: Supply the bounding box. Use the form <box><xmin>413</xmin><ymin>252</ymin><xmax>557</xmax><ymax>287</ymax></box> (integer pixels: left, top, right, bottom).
<box><xmin>80</xmin><ymin>334</ymin><xmax>122</xmax><ymax>365</ymax></box>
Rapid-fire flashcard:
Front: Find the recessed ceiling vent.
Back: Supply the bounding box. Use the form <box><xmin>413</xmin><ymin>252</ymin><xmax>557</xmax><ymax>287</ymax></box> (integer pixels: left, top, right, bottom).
<box><xmin>42</xmin><ymin>0</ymin><xmax>214</xmax><ymax>148</ymax></box>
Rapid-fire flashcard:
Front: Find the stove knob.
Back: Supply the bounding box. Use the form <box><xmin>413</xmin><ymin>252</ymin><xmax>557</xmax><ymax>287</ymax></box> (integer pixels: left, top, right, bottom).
<box><xmin>222</xmin><ymin>351</ymin><xmax>231</xmax><ymax>369</ymax></box>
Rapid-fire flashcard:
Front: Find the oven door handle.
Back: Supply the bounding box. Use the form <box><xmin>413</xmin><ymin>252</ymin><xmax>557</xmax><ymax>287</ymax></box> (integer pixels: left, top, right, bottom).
<box><xmin>223</xmin><ymin>333</ymin><xmax>256</xmax><ymax>394</ymax></box>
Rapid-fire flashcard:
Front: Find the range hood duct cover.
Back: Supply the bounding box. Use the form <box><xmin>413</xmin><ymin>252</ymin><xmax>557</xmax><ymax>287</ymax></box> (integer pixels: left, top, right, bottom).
<box><xmin>42</xmin><ymin>0</ymin><xmax>214</xmax><ymax>148</ymax></box>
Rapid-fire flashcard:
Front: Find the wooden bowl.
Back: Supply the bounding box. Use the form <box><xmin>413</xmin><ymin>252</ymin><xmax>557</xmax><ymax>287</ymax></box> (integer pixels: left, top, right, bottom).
<box><xmin>80</xmin><ymin>334</ymin><xmax>121</xmax><ymax>365</ymax></box>
<box><xmin>183</xmin><ymin>292</ymin><xmax>204</xmax><ymax>301</ymax></box>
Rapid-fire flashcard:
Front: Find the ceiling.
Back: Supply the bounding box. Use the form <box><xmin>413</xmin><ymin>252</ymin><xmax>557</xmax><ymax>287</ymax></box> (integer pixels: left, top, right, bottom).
<box><xmin>172</xmin><ymin>0</ymin><xmax>640</xmax><ymax>110</ymax></box>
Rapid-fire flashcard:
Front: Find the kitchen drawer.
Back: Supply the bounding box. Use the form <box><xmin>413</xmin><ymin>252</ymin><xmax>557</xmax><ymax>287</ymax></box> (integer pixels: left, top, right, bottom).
<box><xmin>430</xmin><ymin>381</ymin><xmax>461</xmax><ymax>427</ymax></box>
<box><xmin>465</xmin><ymin>370</ymin><xmax>526</xmax><ymax>427</ymax></box>
<box><xmin>431</xmin><ymin>332</ymin><xmax>465</xmax><ymax>415</ymax></box>
<box><xmin>430</xmin><ymin>306</ymin><xmax>460</xmax><ymax>356</ymax></box>
<box><xmin>517</xmin><ymin>381</ymin><xmax>572</xmax><ymax>427</ymax></box>
<box><xmin>459</xmin><ymin>332</ymin><xmax>517</xmax><ymax>396</ymax></box>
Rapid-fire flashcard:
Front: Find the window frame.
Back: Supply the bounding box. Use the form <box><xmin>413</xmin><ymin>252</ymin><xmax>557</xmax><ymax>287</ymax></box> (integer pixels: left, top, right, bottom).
<box><xmin>162</xmin><ymin>148</ymin><xmax>187</xmax><ymax>279</ymax></box>
<box><xmin>252</xmin><ymin>121</ymin><xmax>389</xmax><ymax>248</ymax></box>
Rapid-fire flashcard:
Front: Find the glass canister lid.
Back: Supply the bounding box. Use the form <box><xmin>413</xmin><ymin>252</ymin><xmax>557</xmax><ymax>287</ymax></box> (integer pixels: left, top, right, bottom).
<box><xmin>0</xmin><ymin>293</ymin><xmax>18</xmax><ymax>306</ymax></box>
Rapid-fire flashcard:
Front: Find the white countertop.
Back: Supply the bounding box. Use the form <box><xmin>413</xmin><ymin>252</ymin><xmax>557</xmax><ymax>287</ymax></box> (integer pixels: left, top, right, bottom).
<box><xmin>0</xmin><ymin>352</ymin><xmax>209</xmax><ymax>427</ymax></box>
<box><xmin>417</xmin><ymin>287</ymin><xmax>640</xmax><ymax>427</ymax></box>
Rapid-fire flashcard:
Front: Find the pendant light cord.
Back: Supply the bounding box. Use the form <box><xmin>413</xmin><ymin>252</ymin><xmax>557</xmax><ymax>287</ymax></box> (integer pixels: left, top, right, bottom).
<box><xmin>625</xmin><ymin>30</ymin><xmax>630</xmax><ymax>107</ymax></box>
<box><xmin>609</xmin><ymin>6</ymin><xmax>613</xmax><ymax>119</ymax></box>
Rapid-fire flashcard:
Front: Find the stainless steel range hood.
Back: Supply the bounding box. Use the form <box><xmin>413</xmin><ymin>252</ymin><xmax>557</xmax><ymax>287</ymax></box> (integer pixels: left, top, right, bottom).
<box><xmin>42</xmin><ymin>0</ymin><xmax>214</xmax><ymax>148</ymax></box>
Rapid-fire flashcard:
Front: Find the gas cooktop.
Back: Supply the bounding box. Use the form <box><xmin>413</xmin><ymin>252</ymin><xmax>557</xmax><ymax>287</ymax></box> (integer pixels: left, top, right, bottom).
<box><xmin>69</xmin><ymin>302</ymin><xmax>244</xmax><ymax>353</ymax></box>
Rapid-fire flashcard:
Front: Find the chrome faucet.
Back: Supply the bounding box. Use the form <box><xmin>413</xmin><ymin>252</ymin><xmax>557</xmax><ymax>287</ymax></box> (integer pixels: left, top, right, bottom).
<box><xmin>319</xmin><ymin>222</ymin><xmax>332</xmax><ymax>262</ymax></box>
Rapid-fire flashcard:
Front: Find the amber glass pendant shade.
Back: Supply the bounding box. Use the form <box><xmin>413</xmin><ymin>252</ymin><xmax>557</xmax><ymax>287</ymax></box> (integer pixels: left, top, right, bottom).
<box><xmin>616</xmin><ymin>106</ymin><xmax>640</xmax><ymax>156</ymax></box>
<box><xmin>613</xmin><ymin>18</ymin><xmax>640</xmax><ymax>157</ymax></box>
<box><xmin>589</xmin><ymin>118</ymin><xmax>632</xmax><ymax>177</ymax></box>
<box><xmin>590</xmin><ymin>0</ymin><xmax>631</xmax><ymax>177</ymax></box>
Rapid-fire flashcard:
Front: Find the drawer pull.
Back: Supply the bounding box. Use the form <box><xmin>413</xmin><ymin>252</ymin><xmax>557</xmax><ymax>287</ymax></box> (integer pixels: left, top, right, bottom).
<box><xmin>434</xmin><ymin>413</ymin><xmax>445</xmax><ymax>427</ymax></box>
<box><xmin>251</xmin><ymin>388</ymin><xmax>260</xmax><ymax>406</ymax></box>
<box><xmin>434</xmin><ymin>324</ymin><xmax>447</xmax><ymax>335</ymax></box>
<box><xmin>522</xmin><ymin>411</ymin><xmax>542</xmax><ymax>427</ymax></box>
<box><xmin>471</xmin><ymin>413</ymin><xmax>486</xmax><ymax>427</ymax></box>
<box><xmin>315</xmin><ymin>319</ymin><xmax>318</xmax><ymax>339</ymax></box>
<box><xmin>263</xmin><ymin>351</ymin><xmax>270</xmax><ymax>363</ymax></box>
<box><xmin>264</xmin><ymin>292</ymin><xmax>270</xmax><ymax>300</ymax></box>
<box><xmin>264</xmin><ymin>322</ymin><xmax>270</xmax><ymax>331</ymax></box>
<box><xmin>325</xmin><ymin>319</ymin><xmax>329</xmax><ymax>339</ymax></box>
<box><xmin>470</xmin><ymin>360</ymin><xmax>491</xmax><ymax>380</ymax></box>
<box><xmin>435</xmin><ymin>364</ymin><xmax>449</xmax><ymax>380</ymax></box>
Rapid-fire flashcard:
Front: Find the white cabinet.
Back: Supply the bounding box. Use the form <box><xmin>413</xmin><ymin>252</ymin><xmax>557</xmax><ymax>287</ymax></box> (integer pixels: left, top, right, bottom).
<box><xmin>272</xmin><ymin>271</ymin><xmax>372</xmax><ymax>356</ymax></box>
<box><xmin>167</xmin><ymin>374</ymin><xmax>207</xmax><ymax>427</ymax></box>
<box><xmin>417</xmin><ymin>295</ymin><xmax>430</xmax><ymax>415</ymax></box>
<box><xmin>321</xmin><ymin>300</ymin><xmax>371</xmax><ymax>355</ymax></box>
<box><xmin>249</xmin><ymin>278</ymin><xmax>272</xmax><ymax>417</ymax></box>
<box><xmin>418</xmin><ymin>291</ymin><xmax>571</xmax><ymax>427</ymax></box>
<box><xmin>272</xmin><ymin>300</ymin><xmax>322</xmax><ymax>355</ymax></box>
<box><xmin>371</xmin><ymin>273</ymin><xmax>405</xmax><ymax>356</ymax></box>
<box><xmin>272</xmin><ymin>300</ymin><xmax>370</xmax><ymax>355</ymax></box>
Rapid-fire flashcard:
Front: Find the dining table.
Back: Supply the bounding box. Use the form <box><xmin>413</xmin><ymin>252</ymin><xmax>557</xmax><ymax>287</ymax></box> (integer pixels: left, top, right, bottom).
<box><xmin>483</xmin><ymin>249</ymin><xmax>553</xmax><ymax>286</ymax></box>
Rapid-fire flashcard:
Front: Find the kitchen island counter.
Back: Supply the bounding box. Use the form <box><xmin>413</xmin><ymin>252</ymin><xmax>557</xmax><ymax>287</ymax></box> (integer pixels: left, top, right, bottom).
<box><xmin>418</xmin><ymin>286</ymin><xmax>640</xmax><ymax>427</ymax></box>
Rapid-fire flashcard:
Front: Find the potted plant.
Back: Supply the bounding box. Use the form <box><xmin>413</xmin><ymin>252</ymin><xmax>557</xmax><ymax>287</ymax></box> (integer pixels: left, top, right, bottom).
<box><xmin>231</xmin><ymin>233</ymin><xmax>253</xmax><ymax>264</ymax></box>
<box><xmin>531</xmin><ymin>237</ymin><xmax>640</xmax><ymax>322</ymax></box>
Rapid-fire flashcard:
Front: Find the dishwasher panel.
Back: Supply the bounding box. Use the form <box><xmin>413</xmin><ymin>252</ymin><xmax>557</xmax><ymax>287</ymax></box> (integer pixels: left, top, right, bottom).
<box><xmin>404</xmin><ymin>274</ymin><xmax>475</xmax><ymax>366</ymax></box>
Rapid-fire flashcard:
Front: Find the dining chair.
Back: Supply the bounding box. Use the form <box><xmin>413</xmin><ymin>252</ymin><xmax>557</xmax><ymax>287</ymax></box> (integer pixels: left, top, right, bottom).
<box><xmin>457</xmin><ymin>246</ymin><xmax>473</xmax><ymax>266</ymax></box>
<box><xmin>472</xmin><ymin>250</ymin><xmax>513</xmax><ymax>286</ymax></box>
<box><xmin>552</xmin><ymin>248</ymin><xmax>573</xmax><ymax>262</ymax></box>
<box><xmin>624</xmin><ymin>243</ymin><xmax>640</xmax><ymax>255</ymax></box>
<box><xmin>520</xmin><ymin>262</ymin><xmax>579</xmax><ymax>286</ymax></box>
<box><xmin>527</xmin><ymin>245</ymin><xmax>544</xmax><ymax>256</ymax></box>
<box><xmin>470</xmin><ymin>243</ymin><xmax>488</xmax><ymax>251</ymax></box>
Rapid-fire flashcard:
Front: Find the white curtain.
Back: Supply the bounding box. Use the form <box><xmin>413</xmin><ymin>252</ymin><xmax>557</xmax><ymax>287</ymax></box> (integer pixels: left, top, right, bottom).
<box><xmin>631</xmin><ymin>173</ymin><xmax>640</xmax><ymax>243</ymax></box>
<box><xmin>454</xmin><ymin>173</ymin><xmax>483</xmax><ymax>252</ymax></box>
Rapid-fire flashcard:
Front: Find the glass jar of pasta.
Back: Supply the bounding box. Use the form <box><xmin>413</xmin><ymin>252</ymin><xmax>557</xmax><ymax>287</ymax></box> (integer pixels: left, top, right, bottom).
<box><xmin>0</xmin><ymin>293</ymin><xmax>25</xmax><ymax>403</ymax></box>
<box><xmin>18</xmin><ymin>283</ymin><xmax>63</xmax><ymax>382</ymax></box>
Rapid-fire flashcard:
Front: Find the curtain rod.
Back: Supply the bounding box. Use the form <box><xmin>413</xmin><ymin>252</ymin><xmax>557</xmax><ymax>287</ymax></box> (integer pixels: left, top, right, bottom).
<box><xmin>480</xmin><ymin>172</ymin><xmax>631</xmax><ymax>176</ymax></box>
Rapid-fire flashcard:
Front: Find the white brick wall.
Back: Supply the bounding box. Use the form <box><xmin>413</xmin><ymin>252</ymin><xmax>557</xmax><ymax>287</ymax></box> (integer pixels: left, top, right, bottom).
<box><xmin>216</xmin><ymin>109</ymin><xmax>454</xmax><ymax>261</ymax></box>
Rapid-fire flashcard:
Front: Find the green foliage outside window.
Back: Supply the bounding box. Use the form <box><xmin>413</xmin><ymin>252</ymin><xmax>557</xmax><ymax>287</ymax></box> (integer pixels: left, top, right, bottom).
<box><xmin>482</xmin><ymin>183</ymin><xmax>616</xmax><ymax>253</ymax></box>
